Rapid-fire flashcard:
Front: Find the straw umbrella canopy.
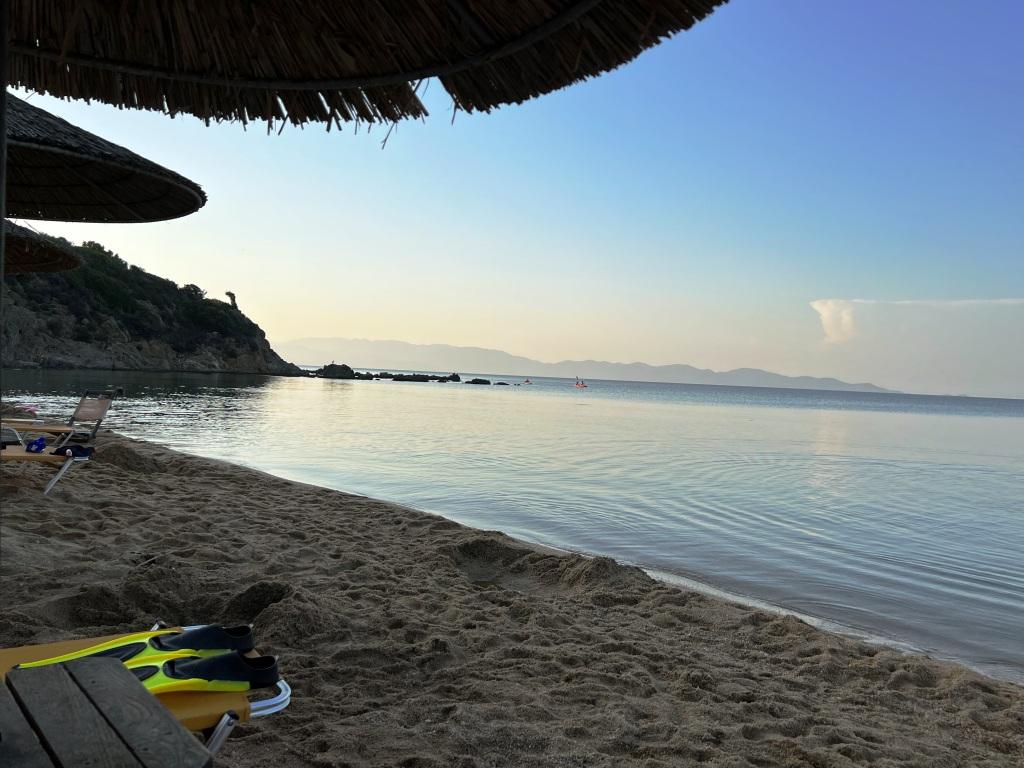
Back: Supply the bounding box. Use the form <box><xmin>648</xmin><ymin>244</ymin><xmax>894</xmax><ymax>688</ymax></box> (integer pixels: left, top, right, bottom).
<box><xmin>6</xmin><ymin>94</ymin><xmax>207</xmax><ymax>223</ymax></box>
<box><xmin>8</xmin><ymin>1</ymin><xmax>728</xmax><ymax>127</ymax></box>
<box><xmin>3</xmin><ymin>219</ymin><xmax>82</xmax><ymax>273</ymax></box>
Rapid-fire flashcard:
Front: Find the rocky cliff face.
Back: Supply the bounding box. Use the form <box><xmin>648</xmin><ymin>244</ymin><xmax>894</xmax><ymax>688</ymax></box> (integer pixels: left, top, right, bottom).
<box><xmin>2</xmin><ymin>240</ymin><xmax>300</xmax><ymax>376</ymax></box>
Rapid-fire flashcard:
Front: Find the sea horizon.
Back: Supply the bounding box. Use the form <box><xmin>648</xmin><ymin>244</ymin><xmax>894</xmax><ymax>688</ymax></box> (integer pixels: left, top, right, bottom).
<box><xmin>295</xmin><ymin>365</ymin><xmax>1024</xmax><ymax>406</ymax></box>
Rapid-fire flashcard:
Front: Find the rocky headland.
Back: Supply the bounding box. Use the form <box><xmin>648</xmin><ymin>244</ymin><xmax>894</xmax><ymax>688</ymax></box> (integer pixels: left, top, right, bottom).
<box><xmin>1</xmin><ymin>239</ymin><xmax>300</xmax><ymax>376</ymax></box>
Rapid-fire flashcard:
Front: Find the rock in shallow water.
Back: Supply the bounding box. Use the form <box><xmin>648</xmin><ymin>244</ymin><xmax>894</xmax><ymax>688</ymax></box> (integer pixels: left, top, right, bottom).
<box><xmin>315</xmin><ymin>363</ymin><xmax>356</xmax><ymax>379</ymax></box>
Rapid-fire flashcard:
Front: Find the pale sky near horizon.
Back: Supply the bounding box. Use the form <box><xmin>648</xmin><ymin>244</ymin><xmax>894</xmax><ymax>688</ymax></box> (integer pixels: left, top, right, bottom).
<box><xmin>14</xmin><ymin>0</ymin><xmax>1024</xmax><ymax>398</ymax></box>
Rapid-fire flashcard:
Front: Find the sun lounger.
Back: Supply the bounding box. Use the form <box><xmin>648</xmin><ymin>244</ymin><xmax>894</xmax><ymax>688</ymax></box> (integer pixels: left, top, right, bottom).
<box><xmin>0</xmin><ymin>420</ymin><xmax>77</xmax><ymax>442</ymax></box>
<box><xmin>1</xmin><ymin>427</ymin><xmax>91</xmax><ymax>495</ymax></box>
<box><xmin>3</xmin><ymin>389</ymin><xmax>116</xmax><ymax>446</ymax></box>
<box><xmin>0</xmin><ymin>625</ymin><xmax>291</xmax><ymax>756</ymax></box>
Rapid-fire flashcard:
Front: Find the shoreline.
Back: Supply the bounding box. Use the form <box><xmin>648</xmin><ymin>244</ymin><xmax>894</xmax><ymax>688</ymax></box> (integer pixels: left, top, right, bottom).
<box><xmin>117</xmin><ymin>429</ymin><xmax>1023</xmax><ymax>686</ymax></box>
<box><xmin>2</xmin><ymin>433</ymin><xmax>1022</xmax><ymax>766</ymax></box>
<box><xmin>1</xmin><ymin>363</ymin><xmax>304</xmax><ymax>377</ymax></box>
<box><xmin>452</xmin><ymin>533</ymin><xmax>1017</xmax><ymax>686</ymax></box>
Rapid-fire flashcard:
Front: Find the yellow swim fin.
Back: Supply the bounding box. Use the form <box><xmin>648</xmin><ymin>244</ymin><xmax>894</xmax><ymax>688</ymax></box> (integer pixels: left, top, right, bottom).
<box><xmin>16</xmin><ymin>625</ymin><xmax>255</xmax><ymax>668</ymax></box>
<box><xmin>125</xmin><ymin>651</ymin><xmax>280</xmax><ymax>695</ymax></box>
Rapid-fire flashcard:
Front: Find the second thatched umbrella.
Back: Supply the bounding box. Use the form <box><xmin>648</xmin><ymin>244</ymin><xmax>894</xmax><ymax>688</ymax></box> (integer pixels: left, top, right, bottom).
<box><xmin>6</xmin><ymin>93</ymin><xmax>207</xmax><ymax>223</ymax></box>
<box><xmin>3</xmin><ymin>220</ymin><xmax>82</xmax><ymax>273</ymax></box>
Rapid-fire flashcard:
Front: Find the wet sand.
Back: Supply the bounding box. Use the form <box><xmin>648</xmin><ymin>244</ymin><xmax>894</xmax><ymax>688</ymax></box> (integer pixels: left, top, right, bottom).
<box><xmin>1</xmin><ymin>433</ymin><xmax>1021</xmax><ymax>766</ymax></box>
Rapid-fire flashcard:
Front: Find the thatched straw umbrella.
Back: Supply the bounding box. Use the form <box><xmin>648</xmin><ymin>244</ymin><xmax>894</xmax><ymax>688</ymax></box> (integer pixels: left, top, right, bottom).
<box><xmin>8</xmin><ymin>1</ymin><xmax>728</xmax><ymax>127</ymax></box>
<box><xmin>4</xmin><ymin>220</ymin><xmax>82</xmax><ymax>273</ymax></box>
<box><xmin>7</xmin><ymin>94</ymin><xmax>206</xmax><ymax>223</ymax></box>
<box><xmin>0</xmin><ymin>0</ymin><xmax>726</xmax><ymax>322</ymax></box>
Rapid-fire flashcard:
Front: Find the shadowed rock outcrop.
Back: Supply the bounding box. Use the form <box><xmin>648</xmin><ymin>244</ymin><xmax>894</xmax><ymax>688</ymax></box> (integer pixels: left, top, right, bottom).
<box><xmin>1</xmin><ymin>240</ymin><xmax>300</xmax><ymax>375</ymax></box>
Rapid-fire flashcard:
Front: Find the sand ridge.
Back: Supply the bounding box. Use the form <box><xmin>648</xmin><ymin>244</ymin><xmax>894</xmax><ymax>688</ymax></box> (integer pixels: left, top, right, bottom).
<box><xmin>1</xmin><ymin>434</ymin><xmax>1022</xmax><ymax>767</ymax></box>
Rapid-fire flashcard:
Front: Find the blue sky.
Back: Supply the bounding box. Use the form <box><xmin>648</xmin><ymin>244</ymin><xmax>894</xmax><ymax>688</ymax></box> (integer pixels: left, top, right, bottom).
<box><xmin>20</xmin><ymin>0</ymin><xmax>1024</xmax><ymax>396</ymax></box>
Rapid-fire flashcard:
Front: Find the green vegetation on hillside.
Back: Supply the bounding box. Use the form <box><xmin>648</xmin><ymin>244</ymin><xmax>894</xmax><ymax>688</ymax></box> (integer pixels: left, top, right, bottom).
<box><xmin>7</xmin><ymin>240</ymin><xmax>265</xmax><ymax>353</ymax></box>
<box><xmin>2</xmin><ymin>238</ymin><xmax>298</xmax><ymax>374</ymax></box>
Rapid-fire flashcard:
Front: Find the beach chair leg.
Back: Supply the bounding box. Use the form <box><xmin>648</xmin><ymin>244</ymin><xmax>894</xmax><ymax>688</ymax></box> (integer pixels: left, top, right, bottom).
<box><xmin>205</xmin><ymin>710</ymin><xmax>239</xmax><ymax>755</ymax></box>
<box><xmin>43</xmin><ymin>459</ymin><xmax>75</xmax><ymax>495</ymax></box>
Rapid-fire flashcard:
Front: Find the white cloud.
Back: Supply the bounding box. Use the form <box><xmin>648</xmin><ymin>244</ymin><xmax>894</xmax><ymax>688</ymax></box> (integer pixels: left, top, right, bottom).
<box><xmin>809</xmin><ymin>299</ymin><xmax>859</xmax><ymax>343</ymax></box>
<box><xmin>807</xmin><ymin>298</ymin><xmax>1024</xmax><ymax>397</ymax></box>
<box><xmin>810</xmin><ymin>298</ymin><xmax>1024</xmax><ymax>344</ymax></box>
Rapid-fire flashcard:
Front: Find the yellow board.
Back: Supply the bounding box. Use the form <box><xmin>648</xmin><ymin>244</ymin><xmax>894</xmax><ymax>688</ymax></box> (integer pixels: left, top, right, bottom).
<box><xmin>0</xmin><ymin>633</ymin><xmax>252</xmax><ymax>731</ymax></box>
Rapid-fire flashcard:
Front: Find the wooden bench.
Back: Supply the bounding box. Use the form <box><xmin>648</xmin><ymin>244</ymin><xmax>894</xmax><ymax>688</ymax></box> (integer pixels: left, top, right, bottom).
<box><xmin>0</xmin><ymin>657</ymin><xmax>212</xmax><ymax>767</ymax></box>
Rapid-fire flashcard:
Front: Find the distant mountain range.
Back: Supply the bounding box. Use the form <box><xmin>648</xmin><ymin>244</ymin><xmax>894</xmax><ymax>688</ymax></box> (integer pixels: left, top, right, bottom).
<box><xmin>277</xmin><ymin>337</ymin><xmax>893</xmax><ymax>394</ymax></box>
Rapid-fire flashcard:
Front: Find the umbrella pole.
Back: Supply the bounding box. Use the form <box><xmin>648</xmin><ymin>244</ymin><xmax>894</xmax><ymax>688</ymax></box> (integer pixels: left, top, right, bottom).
<box><xmin>0</xmin><ymin>0</ymin><xmax>7</xmax><ymax>387</ymax></box>
<box><xmin>0</xmin><ymin>0</ymin><xmax>7</xmax><ymax>557</ymax></box>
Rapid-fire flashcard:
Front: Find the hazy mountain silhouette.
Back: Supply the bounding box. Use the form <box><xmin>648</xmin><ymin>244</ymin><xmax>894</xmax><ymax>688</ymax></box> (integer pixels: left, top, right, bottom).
<box><xmin>278</xmin><ymin>337</ymin><xmax>893</xmax><ymax>393</ymax></box>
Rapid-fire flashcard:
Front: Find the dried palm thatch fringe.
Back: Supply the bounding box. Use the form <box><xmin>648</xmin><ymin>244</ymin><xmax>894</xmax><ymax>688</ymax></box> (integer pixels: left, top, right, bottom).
<box><xmin>9</xmin><ymin>0</ymin><xmax>728</xmax><ymax>128</ymax></box>
<box><xmin>3</xmin><ymin>220</ymin><xmax>83</xmax><ymax>273</ymax></box>
<box><xmin>6</xmin><ymin>94</ymin><xmax>206</xmax><ymax>223</ymax></box>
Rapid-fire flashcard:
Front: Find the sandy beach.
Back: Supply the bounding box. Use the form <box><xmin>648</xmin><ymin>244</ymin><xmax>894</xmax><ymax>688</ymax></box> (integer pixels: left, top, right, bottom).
<box><xmin>1</xmin><ymin>433</ymin><xmax>1021</xmax><ymax>767</ymax></box>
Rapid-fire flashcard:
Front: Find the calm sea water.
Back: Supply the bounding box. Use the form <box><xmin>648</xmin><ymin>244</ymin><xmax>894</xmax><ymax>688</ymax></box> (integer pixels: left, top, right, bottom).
<box><xmin>5</xmin><ymin>369</ymin><xmax>1023</xmax><ymax>683</ymax></box>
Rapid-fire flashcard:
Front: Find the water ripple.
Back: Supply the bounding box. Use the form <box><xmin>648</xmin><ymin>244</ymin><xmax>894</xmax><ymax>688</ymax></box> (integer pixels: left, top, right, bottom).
<box><xmin>6</xmin><ymin>369</ymin><xmax>1023</xmax><ymax>683</ymax></box>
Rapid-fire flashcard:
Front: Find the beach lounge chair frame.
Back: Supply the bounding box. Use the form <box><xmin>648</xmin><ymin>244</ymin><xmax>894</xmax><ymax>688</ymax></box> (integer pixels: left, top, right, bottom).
<box><xmin>201</xmin><ymin>674</ymin><xmax>293</xmax><ymax>754</ymax></box>
<box><xmin>1</xmin><ymin>426</ymin><xmax>91</xmax><ymax>494</ymax></box>
<box><xmin>3</xmin><ymin>389</ymin><xmax>116</xmax><ymax>446</ymax></box>
<box><xmin>1</xmin><ymin>425</ymin><xmax>24</xmax><ymax>447</ymax></box>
